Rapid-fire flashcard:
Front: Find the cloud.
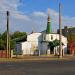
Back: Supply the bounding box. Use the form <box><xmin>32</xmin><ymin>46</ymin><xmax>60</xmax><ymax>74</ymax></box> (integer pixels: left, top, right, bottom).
<box><xmin>32</xmin><ymin>11</ymin><xmax>47</xmax><ymax>17</ymax></box>
<box><xmin>0</xmin><ymin>0</ymin><xmax>30</xmax><ymax>21</ymax></box>
<box><xmin>62</xmin><ymin>16</ymin><xmax>75</xmax><ymax>27</ymax></box>
<box><xmin>0</xmin><ymin>0</ymin><xmax>31</xmax><ymax>33</ymax></box>
<box><xmin>0</xmin><ymin>0</ymin><xmax>75</xmax><ymax>33</ymax></box>
<box><xmin>0</xmin><ymin>0</ymin><xmax>19</xmax><ymax>12</ymax></box>
<box><xmin>11</xmin><ymin>12</ymin><xmax>30</xmax><ymax>21</ymax></box>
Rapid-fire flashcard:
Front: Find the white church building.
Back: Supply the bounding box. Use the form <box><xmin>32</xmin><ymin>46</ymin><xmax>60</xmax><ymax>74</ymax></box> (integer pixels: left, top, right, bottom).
<box><xmin>15</xmin><ymin>10</ymin><xmax>67</xmax><ymax>56</ymax></box>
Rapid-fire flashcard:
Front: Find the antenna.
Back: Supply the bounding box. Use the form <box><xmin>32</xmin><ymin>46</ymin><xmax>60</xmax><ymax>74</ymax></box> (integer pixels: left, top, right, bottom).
<box><xmin>48</xmin><ymin>8</ymin><xmax>50</xmax><ymax>16</ymax></box>
<box><xmin>31</xmin><ymin>26</ymin><xmax>34</xmax><ymax>33</ymax></box>
<box><xmin>31</xmin><ymin>23</ymin><xmax>36</xmax><ymax>33</ymax></box>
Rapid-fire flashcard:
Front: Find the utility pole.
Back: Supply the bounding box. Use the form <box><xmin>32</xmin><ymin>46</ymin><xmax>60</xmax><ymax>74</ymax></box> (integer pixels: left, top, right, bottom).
<box><xmin>6</xmin><ymin>11</ymin><xmax>10</xmax><ymax>58</ymax></box>
<box><xmin>59</xmin><ymin>3</ymin><xmax>62</xmax><ymax>58</ymax></box>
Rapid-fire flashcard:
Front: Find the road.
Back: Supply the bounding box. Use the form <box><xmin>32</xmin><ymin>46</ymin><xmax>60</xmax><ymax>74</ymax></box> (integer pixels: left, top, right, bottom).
<box><xmin>0</xmin><ymin>60</ymin><xmax>75</xmax><ymax>75</ymax></box>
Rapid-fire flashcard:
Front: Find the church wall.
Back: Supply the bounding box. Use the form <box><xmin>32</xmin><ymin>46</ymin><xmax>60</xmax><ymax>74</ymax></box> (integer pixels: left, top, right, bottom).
<box><xmin>43</xmin><ymin>33</ymin><xmax>67</xmax><ymax>53</ymax></box>
<box><xmin>15</xmin><ymin>33</ymin><xmax>67</xmax><ymax>55</ymax></box>
<box><xmin>21</xmin><ymin>42</ymin><xmax>31</xmax><ymax>55</ymax></box>
<box><xmin>40</xmin><ymin>42</ymin><xmax>48</xmax><ymax>54</ymax></box>
<box><xmin>45</xmin><ymin>34</ymin><xmax>67</xmax><ymax>44</ymax></box>
<box><xmin>27</xmin><ymin>33</ymin><xmax>42</xmax><ymax>42</ymax></box>
<box><xmin>15</xmin><ymin>43</ymin><xmax>22</xmax><ymax>55</ymax></box>
<box><xmin>63</xmin><ymin>45</ymin><xmax>67</xmax><ymax>53</ymax></box>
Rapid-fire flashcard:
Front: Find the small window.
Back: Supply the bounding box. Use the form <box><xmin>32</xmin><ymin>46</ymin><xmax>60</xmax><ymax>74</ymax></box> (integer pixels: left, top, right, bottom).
<box><xmin>44</xmin><ymin>36</ymin><xmax>45</xmax><ymax>40</ymax></box>
<box><xmin>51</xmin><ymin>35</ymin><xmax>53</xmax><ymax>40</ymax></box>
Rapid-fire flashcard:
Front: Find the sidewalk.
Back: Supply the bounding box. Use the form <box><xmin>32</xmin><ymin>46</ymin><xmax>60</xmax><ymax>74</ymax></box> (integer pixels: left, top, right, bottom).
<box><xmin>0</xmin><ymin>54</ymin><xmax>75</xmax><ymax>62</ymax></box>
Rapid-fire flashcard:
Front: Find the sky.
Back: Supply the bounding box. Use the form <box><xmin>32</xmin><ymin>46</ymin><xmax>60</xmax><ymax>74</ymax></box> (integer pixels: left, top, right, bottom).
<box><xmin>0</xmin><ymin>0</ymin><xmax>75</xmax><ymax>33</ymax></box>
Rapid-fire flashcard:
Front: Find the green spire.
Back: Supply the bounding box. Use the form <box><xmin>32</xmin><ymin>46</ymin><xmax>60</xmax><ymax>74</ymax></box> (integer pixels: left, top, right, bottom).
<box><xmin>46</xmin><ymin>8</ymin><xmax>52</xmax><ymax>34</ymax></box>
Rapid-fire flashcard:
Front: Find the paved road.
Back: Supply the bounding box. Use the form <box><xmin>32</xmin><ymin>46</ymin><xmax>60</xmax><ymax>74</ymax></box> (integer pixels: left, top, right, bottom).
<box><xmin>0</xmin><ymin>60</ymin><xmax>75</xmax><ymax>75</ymax></box>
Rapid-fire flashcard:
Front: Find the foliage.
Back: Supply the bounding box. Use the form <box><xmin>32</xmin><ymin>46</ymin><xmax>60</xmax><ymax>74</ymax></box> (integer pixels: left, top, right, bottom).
<box><xmin>68</xmin><ymin>34</ymin><xmax>75</xmax><ymax>42</ymax></box>
<box><xmin>0</xmin><ymin>31</ymin><xmax>27</xmax><ymax>50</ymax></box>
<box><xmin>48</xmin><ymin>41</ymin><xmax>55</xmax><ymax>51</ymax></box>
<box><xmin>0</xmin><ymin>39</ymin><xmax>5</xmax><ymax>50</ymax></box>
<box><xmin>11</xmin><ymin>31</ymin><xmax>27</xmax><ymax>39</ymax></box>
<box><xmin>0</xmin><ymin>32</ymin><xmax>7</xmax><ymax>50</ymax></box>
<box><xmin>48</xmin><ymin>39</ymin><xmax>64</xmax><ymax>51</ymax></box>
<box><xmin>53</xmin><ymin>39</ymin><xmax>60</xmax><ymax>47</ymax></box>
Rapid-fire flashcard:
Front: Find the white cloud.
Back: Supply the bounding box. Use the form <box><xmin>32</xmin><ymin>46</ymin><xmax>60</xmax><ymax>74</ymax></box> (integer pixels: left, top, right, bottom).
<box><xmin>0</xmin><ymin>0</ymin><xmax>30</xmax><ymax>21</ymax></box>
<box><xmin>0</xmin><ymin>0</ymin><xmax>75</xmax><ymax>33</ymax></box>
<box><xmin>62</xmin><ymin>16</ymin><xmax>75</xmax><ymax>27</ymax></box>
<box><xmin>32</xmin><ymin>11</ymin><xmax>47</xmax><ymax>17</ymax></box>
<box><xmin>0</xmin><ymin>0</ymin><xmax>19</xmax><ymax>11</ymax></box>
<box><xmin>11</xmin><ymin>12</ymin><xmax>30</xmax><ymax>21</ymax></box>
<box><xmin>0</xmin><ymin>0</ymin><xmax>31</xmax><ymax>33</ymax></box>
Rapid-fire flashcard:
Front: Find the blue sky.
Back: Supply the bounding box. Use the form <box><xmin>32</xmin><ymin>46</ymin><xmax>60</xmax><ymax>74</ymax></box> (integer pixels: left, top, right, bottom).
<box><xmin>18</xmin><ymin>0</ymin><xmax>75</xmax><ymax>17</ymax></box>
<box><xmin>0</xmin><ymin>0</ymin><xmax>75</xmax><ymax>33</ymax></box>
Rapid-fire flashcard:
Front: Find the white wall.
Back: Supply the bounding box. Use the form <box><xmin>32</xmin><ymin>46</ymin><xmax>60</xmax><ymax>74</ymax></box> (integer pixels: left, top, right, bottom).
<box><xmin>27</xmin><ymin>33</ymin><xmax>42</xmax><ymax>42</ymax></box>
<box><xmin>16</xmin><ymin>43</ymin><xmax>22</xmax><ymax>54</ymax></box>
<box><xmin>16</xmin><ymin>33</ymin><xmax>67</xmax><ymax>55</ymax></box>
<box><xmin>21</xmin><ymin>42</ymin><xmax>31</xmax><ymax>55</ymax></box>
<box><xmin>41</xmin><ymin>42</ymin><xmax>48</xmax><ymax>54</ymax></box>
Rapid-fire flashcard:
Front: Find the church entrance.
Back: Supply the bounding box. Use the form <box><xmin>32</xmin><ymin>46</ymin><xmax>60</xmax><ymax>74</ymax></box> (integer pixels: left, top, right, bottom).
<box><xmin>50</xmin><ymin>47</ymin><xmax>54</xmax><ymax>54</ymax></box>
<box><xmin>48</xmin><ymin>41</ymin><xmax>55</xmax><ymax>54</ymax></box>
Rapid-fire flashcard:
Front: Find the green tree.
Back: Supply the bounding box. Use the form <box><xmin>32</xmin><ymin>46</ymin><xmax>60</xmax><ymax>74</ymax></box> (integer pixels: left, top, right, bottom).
<box><xmin>0</xmin><ymin>39</ymin><xmax>5</xmax><ymax>50</ymax></box>
<box><xmin>11</xmin><ymin>31</ymin><xmax>27</xmax><ymax>39</ymax></box>
<box><xmin>53</xmin><ymin>39</ymin><xmax>60</xmax><ymax>47</ymax></box>
<box><xmin>11</xmin><ymin>31</ymin><xmax>27</xmax><ymax>42</ymax></box>
<box><xmin>0</xmin><ymin>31</ymin><xmax>27</xmax><ymax>50</ymax></box>
<box><xmin>0</xmin><ymin>34</ymin><xmax>1</xmax><ymax>39</ymax></box>
<box><xmin>1</xmin><ymin>31</ymin><xmax>7</xmax><ymax>49</ymax></box>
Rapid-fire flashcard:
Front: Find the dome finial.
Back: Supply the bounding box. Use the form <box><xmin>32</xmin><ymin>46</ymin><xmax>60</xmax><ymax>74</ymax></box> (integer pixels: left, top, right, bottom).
<box><xmin>47</xmin><ymin>8</ymin><xmax>50</xmax><ymax>22</ymax></box>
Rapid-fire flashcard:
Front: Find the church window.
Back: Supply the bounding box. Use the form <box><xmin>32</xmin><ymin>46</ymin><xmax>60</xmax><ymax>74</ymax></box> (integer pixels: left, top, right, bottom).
<box><xmin>51</xmin><ymin>35</ymin><xmax>53</xmax><ymax>40</ymax></box>
<box><xmin>44</xmin><ymin>36</ymin><xmax>45</xmax><ymax>40</ymax></box>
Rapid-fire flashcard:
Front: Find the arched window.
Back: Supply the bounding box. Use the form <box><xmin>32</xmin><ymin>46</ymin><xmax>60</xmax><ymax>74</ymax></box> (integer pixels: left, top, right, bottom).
<box><xmin>44</xmin><ymin>36</ymin><xmax>45</xmax><ymax>40</ymax></box>
<box><xmin>51</xmin><ymin>35</ymin><xmax>53</xmax><ymax>40</ymax></box>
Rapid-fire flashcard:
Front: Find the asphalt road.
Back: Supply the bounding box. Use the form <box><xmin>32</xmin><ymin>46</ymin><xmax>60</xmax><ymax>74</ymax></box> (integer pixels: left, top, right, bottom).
<box><xmin>0</xmin><ymin>60</ymin><xmax>75</xmax><ymax>75</ymax></box>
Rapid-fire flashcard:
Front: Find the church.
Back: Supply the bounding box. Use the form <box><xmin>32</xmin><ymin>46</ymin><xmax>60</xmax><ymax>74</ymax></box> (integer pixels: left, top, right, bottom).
<box><xmin>15</xmin><ymin>9</ymin><xmax>67</xmax><ymax>56</ymax></box>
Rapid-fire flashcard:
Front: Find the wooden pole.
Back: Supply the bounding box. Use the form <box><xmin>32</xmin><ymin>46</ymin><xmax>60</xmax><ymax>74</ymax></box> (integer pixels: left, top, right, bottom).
<box><xmin>6</xmin><ymin>11</ymin><xmax>10</xmax><ymax>58</ymax></box>
<box><xmin>59</xmin><ymin>3</ymin><xmax>62</xmax><ymax>58</ymax></box>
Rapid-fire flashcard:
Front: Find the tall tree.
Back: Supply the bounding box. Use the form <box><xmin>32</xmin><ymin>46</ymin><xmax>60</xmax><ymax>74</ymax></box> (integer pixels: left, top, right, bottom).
<box><xmin>11</xmin><ymin>31</ymin><xmax>27</xmax><ymax>39</ymax></box>
<box><xmin>0</xmin><ymin>31</ymin><xmax>27</xmax><ymax>50</ymax></box>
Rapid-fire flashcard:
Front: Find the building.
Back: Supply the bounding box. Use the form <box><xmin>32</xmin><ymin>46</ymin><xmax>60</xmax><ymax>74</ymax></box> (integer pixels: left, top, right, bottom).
<box><xmin>67</xmin><ymin>41</ymin><xmax>75</xmax><ymax>54</ymax></box>
<box><xmin>57</xmin><ymin>26</ymin><xmax>75</xmax><ymax>54</ymax></box>
<box><xmin>57</xmin><ymin>26</ymin><xmax>75</xmax><ymax>37</ymax></box>
<box><xmin>15</xmin><ymin>9</ymin><xmax>67</xmax><ymax>56</ymax></box>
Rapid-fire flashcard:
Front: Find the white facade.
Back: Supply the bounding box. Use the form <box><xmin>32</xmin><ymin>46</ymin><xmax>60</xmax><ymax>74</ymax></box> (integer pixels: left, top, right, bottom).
<box><xmin>16</xmin><ymin>32</ymin><xmax>67</xmax><ymax>55</ymax></box>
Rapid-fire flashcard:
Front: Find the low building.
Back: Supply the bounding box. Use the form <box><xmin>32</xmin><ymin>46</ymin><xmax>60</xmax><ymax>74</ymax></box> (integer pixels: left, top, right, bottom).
<box><xmin>57</xmin><ymin>26</ymin><xmax>75</xmax><ymax>37</ymax></box>
<box><xmin>67</xmin><ymin>42</ymin><xmax>75</xmax><ymax>54</ymax></box>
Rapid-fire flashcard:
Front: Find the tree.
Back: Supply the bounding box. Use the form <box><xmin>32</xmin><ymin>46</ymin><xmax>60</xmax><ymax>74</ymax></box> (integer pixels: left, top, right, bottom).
<box><xmin>11</xmin><ymin>31</ymin><xmax>27</xmax><ymax>42</ymax></box>
<box><xmin>53</xmin><ymin>39</ymin><xmax>60</xmax><ymax>47</ymax></box>
<box><xmin>1</xmin><ymin>31</ymin><xmax>7</xmax><ymax>50</ymax></box>
<box><xmin>0</xmin><ymin>39</ymin><xmax>5</xmax><ymax>50</ymax></box>
<box><xmin>1</xmin><ymin>31</ymin><xmax>7</xmax><ymax>41</ymax></box>
<box><xmin>0</xmin><ymin>31</ymin><xmax>27</xmax><ymax>50</ymax></box>
<box><xmin>11</xmin><ymin>31</ymin><xmax>27</xmax><ymax>39</ymax></box>
<box><xmin>0</xmin><ymin>34</ymin><xmax>1</xmax><ymax>39</ymax></box>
